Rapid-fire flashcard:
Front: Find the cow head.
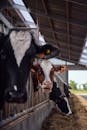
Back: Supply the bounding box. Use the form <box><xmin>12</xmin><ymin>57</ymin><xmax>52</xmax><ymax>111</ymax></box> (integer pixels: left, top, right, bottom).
<box><xmin>36</xmin><ymin>44</ymin><xmax>60</xmax><ymax>59</ymax></box>
<box><xmin>50</xmin><ymin>81</ymin><xmax>72</xmax><ymax>115</ymax></box>
<box><xmin>0</xmin><ymin>31</ymin><xmax>59</xmax><ymax>104</ymax></box>
<box><xmin>31</xmin><ymin>59</ymin><xmax>54</xmax><ymax>93</ymax></box>
<box><xmin>31</xmin><ymin>59</ymin><xmax>67</xmax><ymax>93</ymax></box>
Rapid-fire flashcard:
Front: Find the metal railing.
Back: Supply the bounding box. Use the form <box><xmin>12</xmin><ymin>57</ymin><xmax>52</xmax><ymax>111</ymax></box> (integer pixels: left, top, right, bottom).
<box><xmin>0</xmin><ymin>72</ymin><xmax>68</xmax><ymax>129</ymax></box>
<box><xmin>0</xmin><ymin>72</ymin><xmax>49</xmax><ymax>122</ymax></box>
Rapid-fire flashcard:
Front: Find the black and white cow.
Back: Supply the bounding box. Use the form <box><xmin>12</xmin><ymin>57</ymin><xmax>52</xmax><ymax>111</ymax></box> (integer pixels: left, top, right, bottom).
<box><xmin>63</xmin><ymin>83</ymin><xmax>71</xmax><ymax>98</ymax></box>
<box><xmin>49</xmin><ymin>77</ymin><xmax>72</xmax><ymax>115</ymax></box>
<box><xmin>0</xmin><ymin>30</ymin><xmax>59</xmax><ymax>106</ymax></box>
<box><xmin>54</xmin><ymin>74</ymin><xmax>71</xmax><ymax>98</ymax></box>
<box><xmin>31</xmin><ymin>59</ymin><xmax>72</xmax><ymax>115</ymax></box>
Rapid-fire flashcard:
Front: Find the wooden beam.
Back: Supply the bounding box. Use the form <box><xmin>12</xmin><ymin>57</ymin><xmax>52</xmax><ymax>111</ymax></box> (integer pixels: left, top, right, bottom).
<box><xmin>44</xmin><ymin>36</ymin><xmax>83</xmax><ymax>46</ymax></box>
<box><xmin>40</xmin><ymin>25</ymin><xmax>84</xmax><ymax>40</ymax></box>
<box><xmin>66</xmin><ymin>0</ymin><xmax>71</xmax><ymax>60</ymax></box>
<box><xmin>67</xmin><ymin>65</ymin><xmax>86</xmax><ymax>70</ymax></box>
<box><xmin>57</xmin><ymin>56</ymin><xmax>79</xmax><ymax>64</ymax></box>
<box><xmin>30</xmin><ymin>9</ymin><xmax>87</xmax><ymax>28</ymax></box>
<box><xmin>63</xmin><ymin>0</ymin><xmax>87</xmax><ymax>7</ymax></box>
<box><xmin>39</xmin><ymin>39</ymin><xmax>83</xmax><ymax>50</ymax></box>
<box><xmin>60</xmin><ymin>43</ymin><xmax>83</xmax><ymax>50</ymax></box>
<box><xmin>61</xmin><ymin>49</ymin><xmax>81</xmax><ymax>57</ymax></box>
<box><xmin>41</xmin><ymin>0</ymin><xmax>60</xmax><ymax>47</ymax></box>
<box><xmin>61</xmin><ymin>55</ymin><xmax>79</xmax><ymax>61</ymax></box>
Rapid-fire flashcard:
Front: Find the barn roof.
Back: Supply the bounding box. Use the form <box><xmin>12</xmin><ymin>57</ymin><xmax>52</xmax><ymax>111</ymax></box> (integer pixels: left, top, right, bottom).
<box><xmin>0</xmin><ymin>0</ymin><xmax>87</xmax><ymax>68</ymax></box>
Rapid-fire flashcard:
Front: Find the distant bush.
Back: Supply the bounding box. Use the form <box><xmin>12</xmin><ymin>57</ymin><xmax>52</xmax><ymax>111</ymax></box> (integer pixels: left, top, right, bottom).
<box><xmin>69</xmin><ymin>80</ymin><xmax>77</xmax><ymax>90</ymax></box>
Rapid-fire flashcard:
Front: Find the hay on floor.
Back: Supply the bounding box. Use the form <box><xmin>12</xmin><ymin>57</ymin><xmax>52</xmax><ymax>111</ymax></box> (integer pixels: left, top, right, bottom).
<box><xmin>41</xmin><ymin>94</ymin><xmax>87</xmax><ymax>130</ymax></box>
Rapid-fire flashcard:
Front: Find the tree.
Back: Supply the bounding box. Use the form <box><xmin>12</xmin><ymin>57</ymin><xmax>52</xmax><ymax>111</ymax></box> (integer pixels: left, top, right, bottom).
<box><xmin>69</xmin><ymin>80</ymin><xmax>77</xmax><ymax>90</ymax></box>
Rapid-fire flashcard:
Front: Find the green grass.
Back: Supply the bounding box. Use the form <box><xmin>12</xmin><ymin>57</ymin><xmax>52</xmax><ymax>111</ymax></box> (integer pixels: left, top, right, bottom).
<box><xmin>70</xmin><ymin>89</ymin><xmax>87</xmax><ymax>94</ymax></box>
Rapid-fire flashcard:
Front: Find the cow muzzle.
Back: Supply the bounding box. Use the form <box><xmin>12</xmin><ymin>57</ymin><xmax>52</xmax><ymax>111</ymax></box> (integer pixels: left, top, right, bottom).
<box><xmin>40</xmin><ymin>81</ymin><xmax>53</xmax><ymax>93</ymax></box>
<box><xmin>5</xmin><ymin>89</ymin><xmax>27</xmax><ymax>103</ymax></box>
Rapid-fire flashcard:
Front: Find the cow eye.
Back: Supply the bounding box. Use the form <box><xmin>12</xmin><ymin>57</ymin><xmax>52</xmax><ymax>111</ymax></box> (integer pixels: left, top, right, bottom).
<box><xmin>45</xmin><ymin>49</ymin><xmax>51</xmax><ymax>55</ymax></box>
<box><xmin>38</xmin><ymin>69</ymin><xmax>42</xmax><ymax>74</ymax></box>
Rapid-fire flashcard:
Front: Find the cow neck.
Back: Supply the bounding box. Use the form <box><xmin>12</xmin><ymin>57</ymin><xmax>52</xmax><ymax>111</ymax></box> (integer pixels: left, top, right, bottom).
<box><xmin>53</xmin><ymin>74</ymin><xmax>59</xmax><ymax>88</ymax></box>
<box><xmin>54</xmin><ymin>73</ymin><xmax>66</xmax><ymax>96</ymax></box>
<box><xmin>10</xmin><ymin>31</ymin><xmax>32</xmax><ymax>67</ymax></box>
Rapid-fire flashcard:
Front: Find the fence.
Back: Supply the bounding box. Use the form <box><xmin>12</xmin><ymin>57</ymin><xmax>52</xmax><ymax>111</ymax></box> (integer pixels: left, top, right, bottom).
<box><xmin>0</xmin><ymin>72</ymin><xmax>67</xmax><ymax>130</ymax></box>
<box><xmin>0</xmin><ymin>72</ymin><xmax>49</xmax><ymax>122</ymax></box>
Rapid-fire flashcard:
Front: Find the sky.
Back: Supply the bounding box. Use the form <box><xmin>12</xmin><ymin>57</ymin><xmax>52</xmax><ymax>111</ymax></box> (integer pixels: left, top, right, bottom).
<box><xmin>68</xmin><ymin>70</ymin><xmax>87</xmax><ymax>85</ymax></box>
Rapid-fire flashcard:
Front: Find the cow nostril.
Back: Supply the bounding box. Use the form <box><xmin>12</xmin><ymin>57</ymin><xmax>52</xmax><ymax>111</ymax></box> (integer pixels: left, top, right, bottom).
<box><xmin>13</xmin><ymin>85</ymin><xmax>18</xmax><ymax>91</ymax></box>
<box><xmin>43</xmin><ymin>81</ymin><xmax>52</xmax><ymax>84</ymax></box>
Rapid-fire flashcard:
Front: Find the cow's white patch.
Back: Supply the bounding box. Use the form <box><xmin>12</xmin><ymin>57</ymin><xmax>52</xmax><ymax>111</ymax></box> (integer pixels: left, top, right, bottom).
<box><xmin>36</xmin><ymin>60</ymin><xmax>53</xmax><ymax>91</ymax></box>
<box><xmin>40</xmin><ymin>60</ymin><xmax>53</xmax><ymax>82</ymax></box>
<box><xmin>14</xmin><ymin>85</ymin><xmax>17</xmax><ymax>91</ymax></box>
<box><xmin>10</xmin><ymin>31</ymin><xmax>32</xmax><ymax>66</ymax></box>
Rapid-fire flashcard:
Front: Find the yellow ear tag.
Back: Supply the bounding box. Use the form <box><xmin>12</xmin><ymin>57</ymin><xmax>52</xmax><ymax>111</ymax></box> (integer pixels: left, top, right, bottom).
<box><xmin>46</xmin><ymin>49</ymin><xmax>51</xmax><ymax>54</ymax></box>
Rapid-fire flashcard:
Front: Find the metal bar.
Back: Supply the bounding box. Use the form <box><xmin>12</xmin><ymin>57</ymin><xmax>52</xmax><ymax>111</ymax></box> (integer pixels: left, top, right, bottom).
<box><xmin>0</xmin><ymin>13</ymin><xmax>13</xmax><ymax>28</ymax></box>
<box><xmin>0</xmin><ymin>100</ymin><xmax>49</xmax><ymax>129</ymax></box>
<box><xmin>10</xmin><ymin>27</ymin><xmax>37</xmax><ymax>31</ymax></box>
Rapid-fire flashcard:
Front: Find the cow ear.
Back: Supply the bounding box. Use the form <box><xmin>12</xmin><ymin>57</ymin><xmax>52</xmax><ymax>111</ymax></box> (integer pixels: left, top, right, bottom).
<box><xmin>54</xmin><ymin>65</ymin><xmax>67</xmax><ymax>73</ymax></box>
<box><xmin>36</xmin><ymin>44</ymin><xmax>60</xmax><ymax>59</ymax></box>
<box><xmin>53</xmin><ymin>65</ymin><xmax>61</xmax><ymax>72</ymax></box>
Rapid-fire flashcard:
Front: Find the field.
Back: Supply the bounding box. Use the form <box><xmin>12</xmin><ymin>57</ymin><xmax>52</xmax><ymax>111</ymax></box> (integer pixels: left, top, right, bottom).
<box><xmin>41</xmin><ymin>94</ymin><xmax>87</xmax><ymax>130</ymax></box>
<box><xmin>70</xmin><ymin>89</ymin><xmax>87</xmax><ymax>94</ymax></box>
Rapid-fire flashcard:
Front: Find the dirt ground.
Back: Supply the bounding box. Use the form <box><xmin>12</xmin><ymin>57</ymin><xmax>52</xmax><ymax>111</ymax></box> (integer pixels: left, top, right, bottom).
<box><xmin>41</xmin><ymin>94</ymin><xmax>87</xmax><ymax>130</ymax></box>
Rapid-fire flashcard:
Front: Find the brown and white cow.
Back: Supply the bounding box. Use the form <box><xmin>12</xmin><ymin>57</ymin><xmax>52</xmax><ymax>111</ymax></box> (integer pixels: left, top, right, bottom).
<box><xmin>31</xmin><ymin>59</ymin><xmax>72</xmax><ymax>115</ymax></box>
